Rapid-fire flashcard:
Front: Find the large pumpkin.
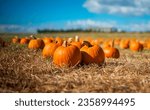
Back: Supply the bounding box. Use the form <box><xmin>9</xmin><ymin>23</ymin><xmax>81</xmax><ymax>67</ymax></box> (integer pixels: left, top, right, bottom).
<box><xmin>28</xmin><ymin>38</ymin><xmax>44</xmax><ymax>49</ymax></box>
<box><xmin>80</xmin><ymin>42</ymin><xmax>105</xmax><ymax>65</ymax></box>
<box><xmin>53</xmin><ymin>41</ymin><xmax>81</xmax><ymax>67</ymax></box>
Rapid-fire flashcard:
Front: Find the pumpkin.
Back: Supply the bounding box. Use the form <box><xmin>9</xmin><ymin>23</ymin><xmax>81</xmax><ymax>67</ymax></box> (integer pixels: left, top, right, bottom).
<box><xmin>102</xmin><ymin>40</ymin><xmax>112</xmax><ymax>48</ymax></box>
<box><xmin>120</xmin><ymin>39</ymin><xmax>130</xmax><ymax>49</ymax></box>
<box><xmin>103</xmin><ymin>40</ymin><xmax>120</xmax><ymax>58</ymax></box>
<box><xmin>146</xmin><ymin>42</ymin><xmax>150</xmax><ymax>49</ymax></box>
<box><xmin>80</xmin><ymin>41</ymin><xmax>105</xmax><ymax>65</ymax></box>
<box><xmin>53</xmin><ymin>41</ymin><xmax>81</xmax><ymax>67</ymax></box>
<box><xmin>12</xmin><ymin>36</ymin><xmax>20</xmax><ymax>44</ymax></box>
<box><xmin>70</xmin><ymin>36</ymin><xmax>82</xmax><ymax>49</ymax></box>
<box><xmin>20</xmin><ymin>37</ymin><xmax>30</xmax><ymax>44</ymax></box>
<box><xmin>28</xmin><ymin>38</ymin><xmax>44</xmax><ymax>49</ymax></box>
<box><xmin>130</xmin><ymin>41</ymin><xmax>143</xmax><ymax>51</ymax></box>
<box><xmin>43</xmin><ymin>37</ymin><xmax>54</xmax><ymax>45</ymax></box>
<box><xmin>42</xmin><ymin>43</ymin><xmax>59</xmax><ymax>58</ymax></box>
<box><xmin>114</xmin><ymin>38</ymin><xmax>121</xmax><ymax>46</ymax></box>
<box><xmin>55</xmin><ymin>37</ymin><xmax>63</xmax><ymax>46</ymax></box>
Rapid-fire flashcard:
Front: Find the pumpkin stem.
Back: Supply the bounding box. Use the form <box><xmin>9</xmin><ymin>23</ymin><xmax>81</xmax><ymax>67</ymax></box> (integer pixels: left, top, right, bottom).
<box><xmin>62</xmin><ymin>41</ymin><xmax>67</xmax><ymax>47</ymax></box>
<box><xmin>30</xmin><ymin>35</ymin><xmax>36</xmax><ymax>39</ymax></box>
<box><xmin>111</xmin><ymin>39</ymin><xmax>114</xmax><ymax>48</ymax></box>
<box><xmin>75</xmin><ymin>35</ymin><xmax>79</xmax><ymax>42</ymax></box>
<box><xmin>67</xmin><ymin>38</ymin><xmax>73</xmax><ymax>43</ymax></box>
<box><xmin>82</xmin><ymin>41</ymin><xmax>92</xmax><ymax>47</ymax></box>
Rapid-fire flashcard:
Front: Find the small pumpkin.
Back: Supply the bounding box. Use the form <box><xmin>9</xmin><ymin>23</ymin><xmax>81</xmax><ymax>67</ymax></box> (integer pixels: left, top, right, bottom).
<box><xmin>53</xmin><ymin>41</ymin><xmax>81</xmax><ymax>67</ymax></box>
<box><xmin>120</xmin><ymin>39</ymin><xmax>130</xmax><ymax>49</ymax></box>
<box><xmin>55</xmin><ymin>37</ymin><xmax>63</xmax><ymax>46</ymax></box>
<box><xmin>12</xmin><ymin>36</ymin><xmax>20</xmax><ymax>44</ymax></box>
<box><xmin>103</xmin><ymin>40</ymin><xmax>120</xmax><ymax>58</ymax></box>
<box><xmin>20</xmin><ymin>37</ymin><xmax>30</xmax><ymax>44</ymax></box>
<box><xmin>130</xmin><ymin>41</ymin><xmax>143</xmax><ymax>52</ymax></box>
<box><xmin>80</xmin><ymin>41</ymin><xmax>105</xmax><ymax>65</ymax></box>
<box><xmin>28</xmin><ymin>38</ymin><xmax>44</xmax><ymax>49</ymax></box>
<box><xmin>43</xmin><ymin>37</ymin><xmax>54</xmax><ymax>45</ymax></box>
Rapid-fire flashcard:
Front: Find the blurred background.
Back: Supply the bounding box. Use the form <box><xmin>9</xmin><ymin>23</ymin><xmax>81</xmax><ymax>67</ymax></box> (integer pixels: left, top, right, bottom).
<box><xmin>0</xmin><ymin>0</ymin><xmax>150</xmax><ymax>33</ymax></box>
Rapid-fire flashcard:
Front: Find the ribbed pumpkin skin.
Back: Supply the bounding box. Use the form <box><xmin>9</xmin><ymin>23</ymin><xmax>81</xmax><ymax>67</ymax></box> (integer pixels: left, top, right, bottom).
<box><xmin>130</xmin><ymin>42</ymin><xmax>143</xmax><ymax>51</ymax></box>
<box><xmin>53</xmin><ymin>45</ymin><xmax>81</xmax><ymax>67</ymax></box>
<box><xmin>28</xmin><ymin>39</ymin><xmax>44</xmax><ymax>49</ymax></box>
<box><xmin>42</xmin><ymin>43</ymin><xmax>59</xmax><ymax>58</ymax></box>
<box><xmin>20</xmin><ymin>38</ymin><xmax>30</xmax><ymax>44</ymax></box>
<box><xmin>103</xmin><ymin>47</ymin><xmax>120</xmax><ymax>58</ymax></box>
<box><xmin>80</xmin><ymin>45</ymin><xmax>105</xmax><ymax>65</ymax></box>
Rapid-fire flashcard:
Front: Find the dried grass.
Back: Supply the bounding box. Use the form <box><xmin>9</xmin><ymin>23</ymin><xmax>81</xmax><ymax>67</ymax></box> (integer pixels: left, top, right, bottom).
<box><xmin>0</xmin><ymin>44</ymin><xmax>150</xmax><ymax>93</ymax></box>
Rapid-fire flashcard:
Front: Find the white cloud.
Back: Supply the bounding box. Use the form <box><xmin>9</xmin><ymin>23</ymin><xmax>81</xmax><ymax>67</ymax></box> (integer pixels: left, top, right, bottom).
<box><xmin>66</xmin><ymin>19</ymin><xmax>150</xmax><ymax>32</ymax></box>
<box><xmin>66</xmin><ymin>19</ymin><xmax>117</xmax><ymax>29</ymax></box>
<box><xmin>83</xmin><ymin>0</ymin><xmax>150</xmax><ymax>16</ymax></box>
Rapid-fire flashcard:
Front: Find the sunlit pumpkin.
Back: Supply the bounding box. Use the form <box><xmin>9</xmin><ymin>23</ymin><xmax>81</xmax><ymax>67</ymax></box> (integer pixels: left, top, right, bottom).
<box><xmin>103</xmin><ymin>40</ymin><xmax>120</xmax><ymax>58</ymax></box>
<box><xmin>120</xmin><ymin>39</ymin><xmax>130</xmax><ymax>49</ymax></box>
<box><xmin>130</xmin><ymin>41</ymin><xmax>143</xmax><ymax>52</ymax></box>
<box><xmin>20</xmin><ymin>37</ymin><xmax>30</xmax><ymax>44</ymax></box>
<box><xmin>53</xmin><ymin>41</ymin><xmax>81</xmax><ymax>67</ymax></box>
<box><xmin>42</xmin><ymin>43</ymin><xmax>59</xmax><ymax>58</ymax></box>
<box><xmin>80</xmin><ymin>41</ymin><xmax>105</xmax><ymax>65</ymax></box>
<box><xmin>43</xmin><ymin>37</ymin><xmax>54</xmax><ymax>45</ymax></box>
<box><xmin>28</xmin><ymin>38</ymin><xmax>44</xmax><ymax>49</ymax></box>
<box><xmin>55</xmin><ymin>37</ymin><xmax>63</xmax><ymax>46</ymax></box>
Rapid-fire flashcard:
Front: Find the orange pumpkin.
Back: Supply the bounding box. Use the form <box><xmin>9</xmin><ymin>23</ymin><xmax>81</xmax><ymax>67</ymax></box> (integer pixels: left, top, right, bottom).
<box><xmin>130</xmin><ymin>41</ymin><xmax>143</xmax><ymax>51</ymax></box>
<box><xmin>102</xmin><ymin>41</ymin><xmax>112</xmax><ymax>48</ymax></box>
<box><xmin>42</xmin><ymin>43</ymin><xmax>59</xmax><ymax>58</ymax></box>
<box><xmin>55</xmin><ymin>37</ymin><xmax>63</xmax><ymax>46</ymax></box>
<box><xmin>12</xmin><ymin>36</ymin><xmax>20</xmax><ymax>44</ymax></box>
<box><xmin>20</xmin><ymin>37</ymin><xmax>30</xmax><ymax>44</ymax></box>
<box><xmin>146</xmin><ymin>42</ymin><xmax>150</xmax><ymax>49</ymax></box>
<box><xmin>120</xmin><ymin>39</ymin><xmax>130</xmax><ymax>49</ymax></box>
<box><xmin>43</xmin><ymin>37</ymin><xmax>54</xmax><ymax>45</ymax></box>
<box><xmin>103</xmin><ymin>40</ymin><xmax>120</xmax><ymax>58</ymax></box>
<box><xmin>53</xmin><ymin>41</ymin><xmax>81</xmax><ymax>67</ymax></box>
<box><xmin>114</xmin><ymin>38</ymin><xmax>121</xmax><ymax>46</ymax></box>
<box><xmin>28</xmin><ymin>38</ymin><xmax>44</xmax><ymax>49</ymax></box>
<box><xmin>80</xmin><ymin>41</ymin><xmax>105</xmax><ymax>65</ymax></box>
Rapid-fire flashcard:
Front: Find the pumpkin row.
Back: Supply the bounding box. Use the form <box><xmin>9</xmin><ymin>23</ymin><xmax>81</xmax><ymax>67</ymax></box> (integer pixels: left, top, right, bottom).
<box><xmin>11</xmin><ymin>36</ymin><xmax>121</xmax><ymax>67</ymax></box>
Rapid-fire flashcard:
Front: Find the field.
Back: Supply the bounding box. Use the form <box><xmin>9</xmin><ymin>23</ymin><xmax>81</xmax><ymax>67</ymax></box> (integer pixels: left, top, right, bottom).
<box><xmin>0</xmin><ymin>32</ymin><xmax>150</xmax><ymax>93</ymax></box>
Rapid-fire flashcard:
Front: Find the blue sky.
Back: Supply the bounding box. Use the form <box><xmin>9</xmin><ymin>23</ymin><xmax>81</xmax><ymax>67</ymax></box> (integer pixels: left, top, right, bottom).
<box><xmin>0</xmin><ymin>0</ymin><xmax>150</xmax><ymax>33</ymax></box>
